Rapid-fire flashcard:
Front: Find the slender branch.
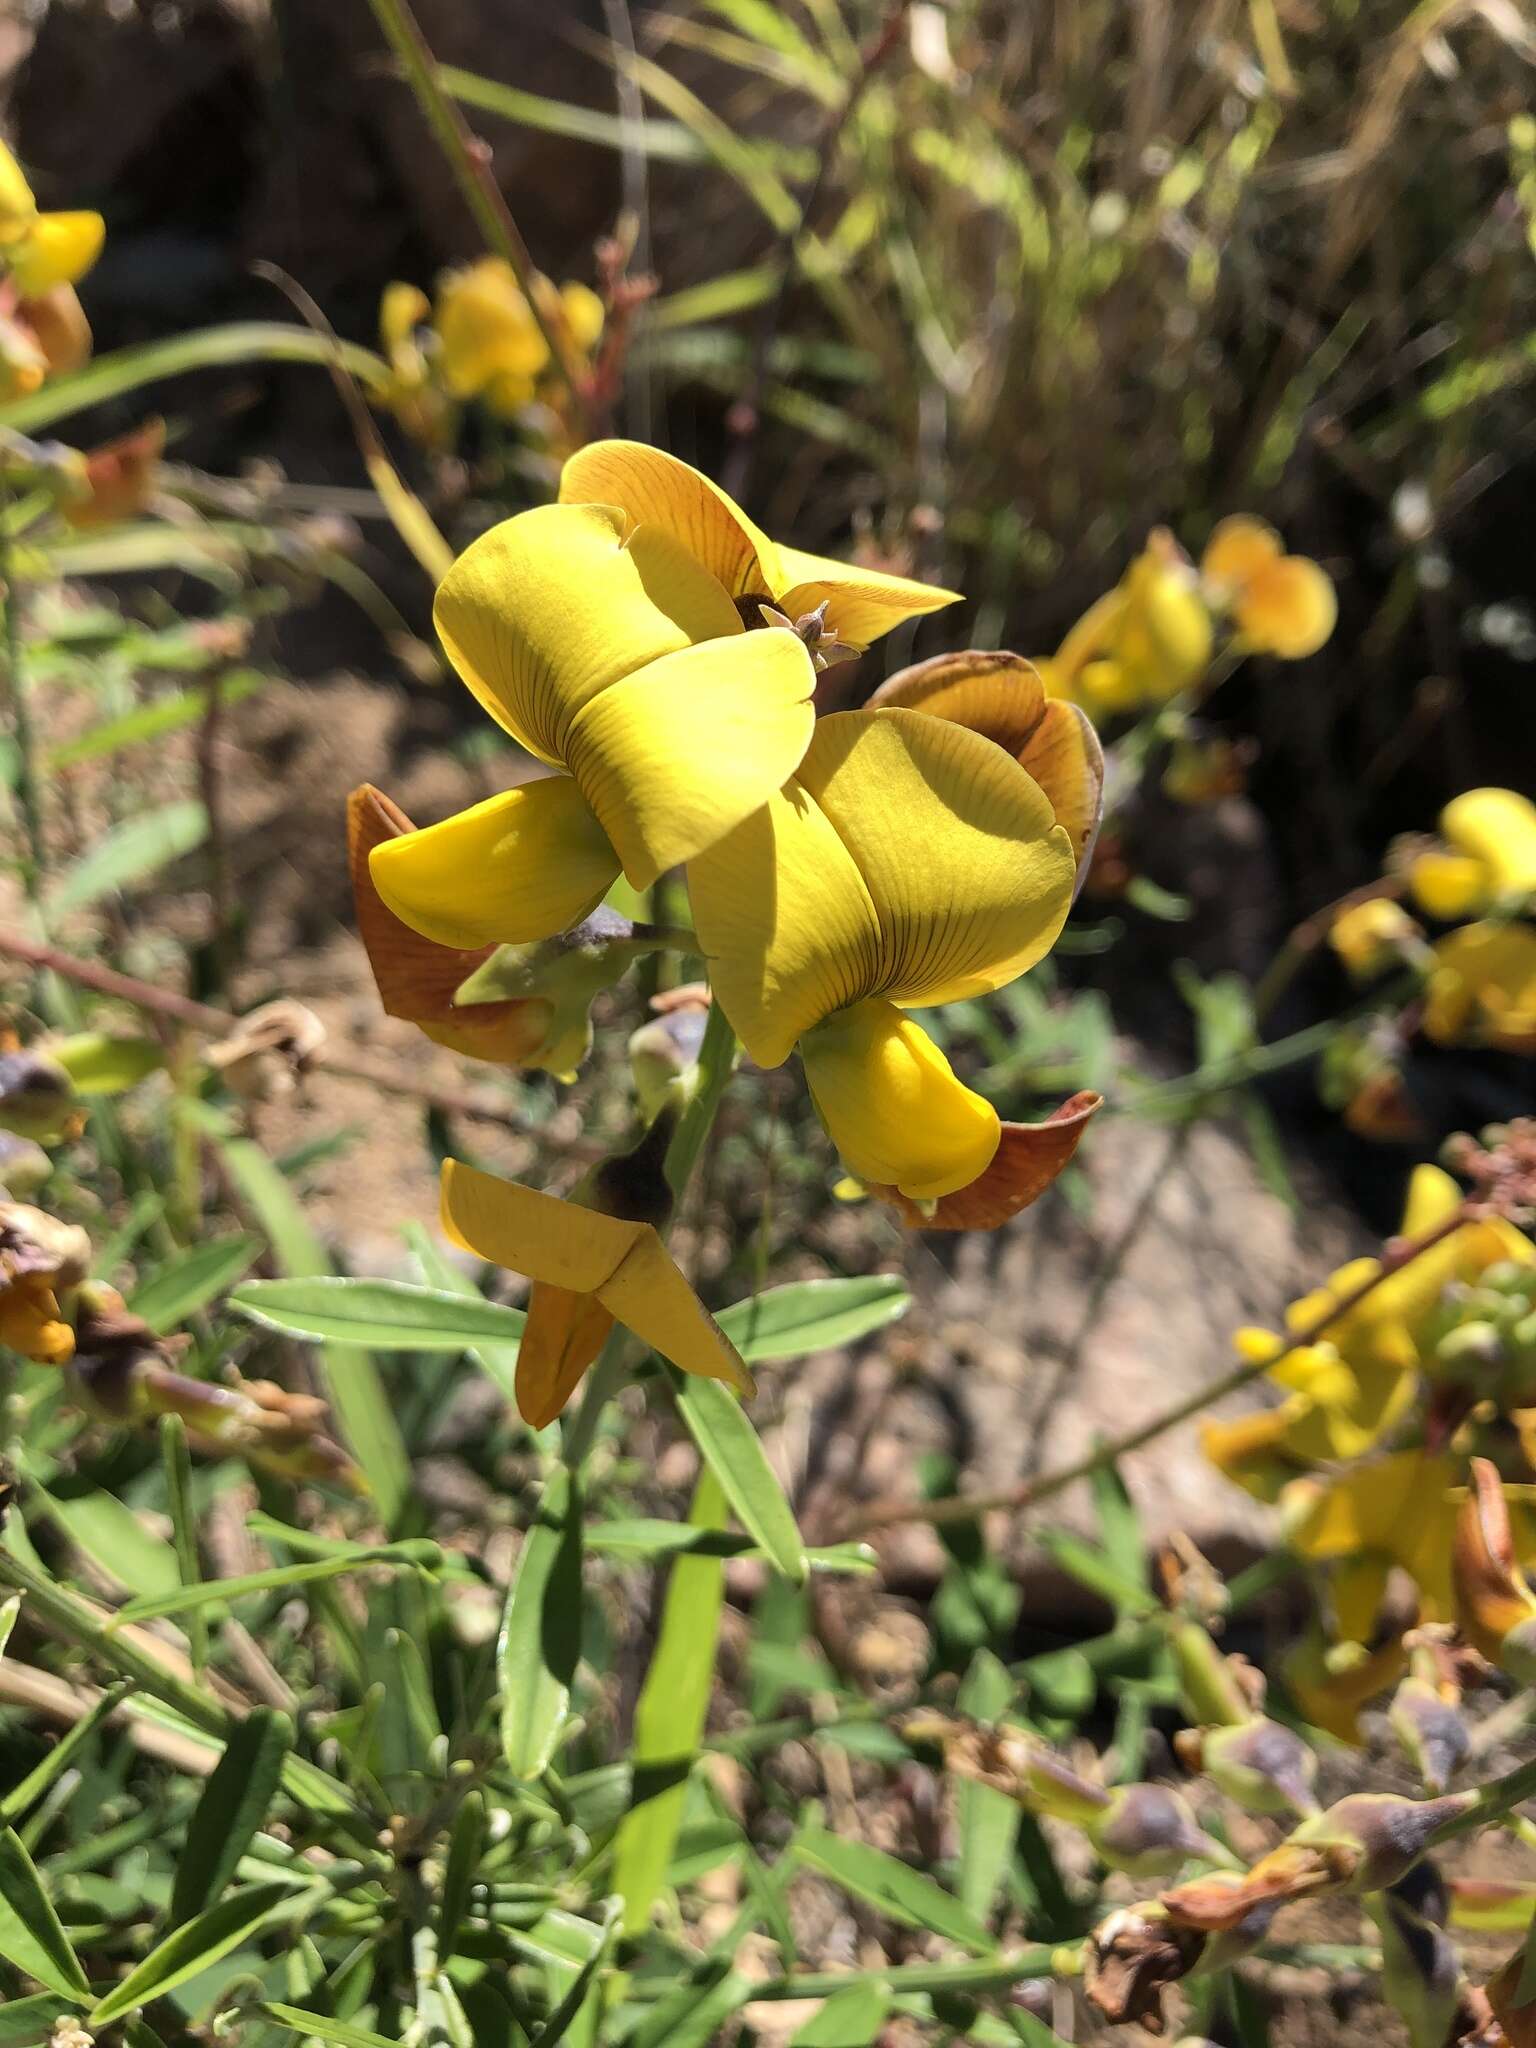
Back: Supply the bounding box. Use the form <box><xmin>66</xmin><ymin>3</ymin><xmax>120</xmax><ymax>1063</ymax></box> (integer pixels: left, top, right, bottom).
<box><xmin>1431</xmin><ymin>1749</ymin><xmax>1536</xmax><ymax>1845</ymax></box>
<box><xmin>0</xmin><ymin>484</ymin><xmax>44</xmax><ymax>900</ymax></box>
<box><xmin>842</xmin><ymin>1203</ymin><xmax>1470</xmax><ymax>1536</ymax></box>
<box><xmin>364</xmin><ymin>0</ymin><xmax>590</xmax><ymax>417</ymax></box>
<box><xmin>0</xmin><ymin>924</ymin><xmax>587</xmax><ymax>1145</ymax></box>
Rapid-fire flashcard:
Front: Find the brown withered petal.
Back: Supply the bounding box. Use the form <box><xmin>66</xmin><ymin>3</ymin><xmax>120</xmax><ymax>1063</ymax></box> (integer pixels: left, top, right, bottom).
<box><xmin>867</xmin><ymin>1089</ymin><xmax>1102</xmax><ymax>1231</ymax></box>
<box><xmin>1487</xmin><ymin>1947</ymin><xmax>1536</xmax><ymax>2048</ymax></box>
<box><xmin>866</xmin><ymin>649</ymin><xmax>1105</xmax><ymax>877</ymax></box>
<box><xmin>1084</xmin><ymin>1906</ymin><xmax>1205</xmax><ymax>2035</ymax></box>
<box><xmin>65</xmin><ymin>416</ymin><xmax>166</xmax><ymax>529</ymax></box>
<box><xmin>1161</xmin><ymin>1843</ymin><xmax>1339</xmax><ymax>1932</ymax></box>
<box><xmin>348</xmin><ymin>784</ymin><xmax>500</xmax><ymax>1025</ymax></box>
<box><xmin>1453</xmin><ymin>1457</ymin><xmax>1536</xmax><ymax>1671</ymax></box>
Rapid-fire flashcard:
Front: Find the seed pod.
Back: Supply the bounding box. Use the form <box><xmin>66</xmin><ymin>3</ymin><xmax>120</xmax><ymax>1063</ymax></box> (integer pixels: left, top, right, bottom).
<box><xmin>1390</xmin><ymin>1674</ymin><xmax>1470</xmax><ymax>1794</ymax></box>
<box><xmin>1180</xmin><ymin>1716</ymin><xmax>1320</xmax><ymax>1817</ymax></box>
<box><xmin>1379</xmin><ymin>1889</ymin><xmax>1463</xmax><ymax>2048</ymax></box>
<box><xmin>1291</xmin><ymin>1792</ymin><xmax>1475</xmax><ymax>1895</ymax></box>
<box><xmin>1090</xmin><ymin>1783</ymin><xmax>1230</xmax><ymax>1878</ymax></box>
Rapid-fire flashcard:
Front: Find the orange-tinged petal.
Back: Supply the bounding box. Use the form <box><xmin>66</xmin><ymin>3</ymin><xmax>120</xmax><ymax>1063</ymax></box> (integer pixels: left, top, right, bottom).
<box><xmin>516</xmin><ymin>1282</ymin><xmax>615</xmax><ymax>1427</ymax></box>
<box><xmin>21</xmin><ymin>283</ymin><xmax>90</xmax><ymax>378</ymax></box>
<box><xmin>368</xmin><ymin>777</ymin><xmax>620</xmax><ymax>950</ymax></box>
<box><xmin>559</xmin><ymin>438</ymin><xmax>778</xmax><ymax>601</ymax></box>
<box><xmin>1236</xmin><ymin>554</ymin><xmax>1337</xmax><ymax>658</ymax></box>
<box><xmin>349</xmin><ymin>783</ymin><xmax>497</xmax><ymax>1017</ymax></box>
<box><xmin>433</xmin><ymin>502</ymin><xmax>745</xmax><ymax>766</ymax></box>
<box><xmin>1200</xmin><ymin>514</ymin><xmax>1283</xmax><ymax>596</ymax></box>
<box><xmin>866</xmin><ymin>1088</ymin><xmax>1101</xmax><ymax>1229</ymax></box>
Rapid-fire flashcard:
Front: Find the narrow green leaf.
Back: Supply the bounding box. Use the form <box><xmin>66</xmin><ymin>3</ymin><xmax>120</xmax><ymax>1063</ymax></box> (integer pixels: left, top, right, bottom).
<box><xmin>0</xmin><ymin>1995</ymin><xmax>79</xmax><ymax>2045</ymax></box>
<box><xmin>628</xmin><ymin>1961</ymin><xmax>752</xmax><ymax>2048</ymax></box>
<box><xmin>0</xmin><ymin>323</ymin><xmax>388</xmax><ymax>434</ymax></box>
<box><xmin>0</xmin><ymin>1594</ymin><xmax>18</xmax><ymax>1661</ymax></box>
<box><xmin>49</xmin><ymin>1031</ymin><xmax>164</xmax><ymax>1096</ymax></box>
<box><xmin>0</xmin><ymin>1825</ymin><xmax>89</xmax><ymax>1999</ymax></box>
<box><xmin>128</xmin><ymin>1234</ymin><xmax>263</xmax><ymax>1333</ymax></box>
<box><xmin>717</xmin><ymin>1275</ymin><xmax>911</xmax><ymax>1362</ymax></box>
<box><xmin>499</xmin><ymin>1467</ymin><xmax>583</xmax><ymax>1780</ymax></box>
<box><xmin>1</xmin><ymin>1680</ymin><xmax>135</xmax><ymax>1824</ymax></box>
<box><xmin>1033</xmin><ymin>1529</ymin><xmax>1154</xmax><ymax>1617</ymax></box>
<box><xmin>584</xmin><ymin>1519</ymin><xmax>874</xmax><ymax>1571</ymax></box>
<box><xmin>789</xmin><ymin>1981</ymin><xmax>893</xmax><ymax>2046</ymax></box>
<box><xmin>48</xmin><ymin>801</ymin><xmax>208</xmax><ymax>915</ymax></box>
<box><xmin>793</xmin><ymin>1821</ymin><xmax>996</xmax><ymax>1952</ymax></box>
<box><xmin>437</xmin><ymin>64</ymin><xmax>703</xmax><ymax>160</ymax></box>
<box><xmin>231</xmin><ymin>1275</ymin><xmax>528</xmax><ymax>1351</ymax></box>
<box><xmin>215</xmin><ymin>1133</ymin><xmax>409</xmax><ymax>1524</ymax></box>
<box><xmin>172</xmin><ymin>1708</ymin><xmax>293</xmax><ymax>1925</ymax></box>
<box><xmin>46</xmin><ymin>672</ymin><xmax>265</xmax><ymax>770</ymax></box>
<box><xmin>403</xmin><ymin>1221</ymin><xmax>524</xmax><ymax>1409</ymax></box>
<box><xmin>88</xmin><ymin>1880</ymin><xmax>296</xmax><ymax>2025</ymax></box>
<box><xmin>29</xmin><ymin>1483</ymin><xmax>180</xmax><ymax>1600</ymax></box>
<box><xmin>259</xmin><ymin>2005</ymin><xmax>401</xmax><ymax>2047</ymax></box>
<box><xmin>526</xmin><ymin>1897</ymin><xmax>620</xmax><ymax>2047</ymax></box>
<box><xmin>437</xmin><ymin>1789</ymin><xmax>486</xmax><ymax>1960</ymax></box>
<box><xmin>955</xmin><ymin>1651</ymin><xmax>1020</xmax><ymax>1924</ymax></box>
<box><xmin>1088</xmin><ymin>1460</ymin><xmax>1147</xmax><ymax>1592</ymax></box>
<box><xmin>671</xmin><ymin>1371</ymin><xmax>806</xmax><ymax>1583</ymax></box>
<box><xmin>111</xmin><ymin>1540</ymin><xmax>440</xmax><ymax>1626</ymax></box>
<box><xmin>613</xmin><ymin>1471</ymin><xmax>727</xmax><ymax>1935</ymax></box>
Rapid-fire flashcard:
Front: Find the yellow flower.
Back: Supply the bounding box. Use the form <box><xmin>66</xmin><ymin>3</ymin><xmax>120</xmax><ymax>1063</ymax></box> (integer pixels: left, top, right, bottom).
<box><xmin>0</xmin><ymin>139</ymin><xmax>104</xmax><ymax>298</ymax></box>
<box><xmin>1328</xmin><ymin>896</ymin><xmax>1422</xmax><ymax>982</ymax></box>
<box><xmin>558</xmin><ymin>439</ymin><xmax>959</xmax><ymax>655</ymax></box>
<box><xmin>1200</xmin><ymin>516</ymin><xmax>1336</xmax><ymax>658</ymax></box>
<box><xmin>369</xmin><ymin>501</ymin><xmax>818</xmax><ymax>950</ymax></box>
<box><xmin>1040</xmin><ymin>529</ymin><xmax>1213</xmax><ymax>719</ymax></box>
<box><xmin>433</xmin><ymin>260</ymin><xmax>601</xmax><ymax>417</ymax></box>
<box><xmin>1201</xmin><ymin>1337</ymin><xmax>1416</xmax><ymax>1503</ymax></box>
<box><xmin>440</xmin><ymin>1157</ymin><xmax>751</xmax><ymax>1428</ymax></box>
<box><xmin>1410</xmin><ymin>788</ymin><xmax>1536</xmax><ymax>920</ymax></box>
<box><xmin>1280</xmin><ymin>1450</ymin><xmax>1462</xmax><ymax>1634</ymax></box>
<box><xmin>689</xmin><ymin>707</ymin><xmax>1077</xmax><ymax>1203</ymax></box>
<box><xmin>1283</xmin><ymin>1631</ymin><xmax>1410</xmax><ymax>1744</ymax></box>
<box><xmin>350</xmin><ymin>783</ymin><xmax>612</xmax><ymax>1078</ymax></box>
<box><xmin>1423</xmin><ymin>920</ymin><xmax>1536</xmax><ymax>1054</ymax></box>
<box><xmin>0</xmin><ymin>1203</ymin><xmax>90</xmax><ymax>1365</ymax></box>
<box><xmin>376</xmin><ymin>281</ymin><xmax>451</xmax><ymax>449</ymax></box>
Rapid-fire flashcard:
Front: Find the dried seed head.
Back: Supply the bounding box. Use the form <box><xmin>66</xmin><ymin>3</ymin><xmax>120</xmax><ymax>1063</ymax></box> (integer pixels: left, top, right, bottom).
<box><xmin>1084</xmin><ymin>1905</ymin><xmax>1205</xmax><ymax>2035</ymax></box>
<box><xmin>1091</xmin><ymin>1782</ymin><xmax>1230</xmax><ymax>1878</ymax></box>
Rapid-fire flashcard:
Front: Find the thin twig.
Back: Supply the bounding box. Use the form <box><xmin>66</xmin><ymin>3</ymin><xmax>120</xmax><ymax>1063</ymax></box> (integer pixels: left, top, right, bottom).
<box><xmin>0</xmin><ymin>924</ymin><xmax>583</xmax><ymax>1145</ymax></box>
<box><xmin>0</xmin><ymin>482</ymin><xmax>44</xmax><ymax>901</ymax></box>
<box><xmin>842</xmin><ymin>1204</ymin><xmax>1470</xmax><ymax>1537</ymax></box>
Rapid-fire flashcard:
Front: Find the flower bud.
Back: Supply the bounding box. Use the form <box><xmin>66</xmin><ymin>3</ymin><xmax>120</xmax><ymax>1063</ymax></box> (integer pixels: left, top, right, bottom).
<box><xmin>1329</xmin><ymin>897</ymin><xmax>1424</xmax><ymax>984</ymax></box>
<box><xmin>1178</xmin><ymin>1717</ymin><xmax>1319</xmax><ymax>1817</ymax></box>
<box><xmin>0</xmin><ymin>1047</ymin><xmax>79</xmax><ymax>1143</ymax></box>
<box><xmin>1291</xmin><ymin>1792</ymin><xmax>1475</xmax><ymax>1895</ymax></box>
<box><xmin>1390</xmin><ymin>1674</ymin><xmax>1470</xmax><ymax>1794</ymax></box>
<box><xmin>1434</xmin><ymin>1320</ymin><xmax>1506</xmax><ymax>1380</ymax></box>
<box><xmin>1379</xmin><ymin>1889</ymin><xmax>1463</xmax><ymax>2048</ymax></box>
<box><xmin>1452</xmin><ymin>1457</ymin><xmax>1536</xmax><ymax>1682</ymax></box>
<box><xmin>905</xmin><ymin>1714</ymin><xmax>1113</xmax><ymax>1826</ymax></box>
<box><xmin>1090</xmin><ymin>1783</ymin><xmax>1231</xmax><ymax>1878</ymax></box>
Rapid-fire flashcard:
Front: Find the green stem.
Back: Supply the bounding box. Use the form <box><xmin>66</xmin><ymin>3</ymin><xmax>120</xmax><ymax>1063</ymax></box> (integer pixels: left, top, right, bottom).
<box><xmin>363</xmin><ymin>0</ymin><xmax>589</xmax><ymax>412</ymax></box>
<box><xmin>745</xmin><ymin>1950</ymin><xmax>1060</xmax><ymax>2000</ymax></box>
<box><xmin>0</xmin><ymin>493</ymin><xmax>44</xmax><ymax>901</ymax></box>
<box><xmin>1430</xmin><ymin>1751</ymin><xmax>1536</xmax><ymax>1846</ymax></box>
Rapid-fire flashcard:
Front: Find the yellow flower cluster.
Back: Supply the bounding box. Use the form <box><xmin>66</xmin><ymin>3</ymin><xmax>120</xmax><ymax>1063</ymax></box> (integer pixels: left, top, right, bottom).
<box><xmin>376</xmin><ymin>260</ymin><xmax>604</xmax><ymax>450</ymax></box>
<box><xmin>0</xmin><ymin>138</ymin><xmax>102</xmax><ymax>403</ymax></box>
<box><xmin>1202</xmin><ymin>1162</ymin><xmax>1536</xmax><ymax>1734</ymax></box>
<box><xmin>1039</xmin><ymin>516</ymin><xmax>1336</xmax><ymax>724</ymax></box>
<box><xmin>351</xmin><ymin>441</ymin><xmax>1107</xmax><ymax>1422</ymax></box>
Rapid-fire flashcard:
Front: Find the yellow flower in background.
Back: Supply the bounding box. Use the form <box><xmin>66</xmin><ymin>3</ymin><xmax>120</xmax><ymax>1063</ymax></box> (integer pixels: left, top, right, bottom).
<box><xmin>0</xmin><ymin>138</ymin><xmax>104</xmax><ymax>298</ymax></box>
<box><xmin>0</xmin><ymin>1203</ymin><xmax>90</xmax><ymax>1365</ymax></box>
<box><xmin>1200</xmin><ymin>516</ymin><xmax>1337</xmax><ymax>658</ymax></box>
<box><xmin>440</xmin><ymin>1157</ymin><xmax>751</xmax><ymax>1428</ymax></box>
<box><xmin>434</xmin><ymin>257</ymin><xmax>602</xmax><ymax>416</ymax></box>
<box><xmin>1410</xmin><ymin>788</ymin><xmax>1536</xmax><ymax>921</ymax></box>
<box><xmin>376</xmin><ymin>281</ymin><xmax>451</xmax><ymax>449</ymax></box>
<box><xmin>1284</xmin><ymin>1631</ymin><xmax>1410</xmax><ymax>1745</ymax></box>
<box><xmin>689</xmin><ymin>707</ymin><xmax>1077</xmax><ymax>1203</ymax></box>
<box><xmin>1328</xmin><ymin>896</ymin><xmax>1423</xmax><ymax>982</ymax></box>
<box><xmin>369</xmin><ymin>501</ymin><xmax>817</xmax><ymax>949</ymax></box>
<box><xmin>1039</xmin><ymin>528</ymin><xmax>1213</xmax><ymax>720</ymax></box>
<box><xmin>1280</xmin><ymin>1449</ymin><xmax>1462</xmax><ymax>1637</ymax></box>
<box><xmin>1200</xmin><ymin>1336</ymin><xmax>1416</xmax><ymax>1504</ymax></box>
<box><xmin>559</xmin><ymin>439</ymin><xmax>959</xmax><ymax>655</ymax></box>
<box><xmin>1423</xmin><ymin>920</ymin><xmax>1536</xmax><ymax>1054</ymax></box>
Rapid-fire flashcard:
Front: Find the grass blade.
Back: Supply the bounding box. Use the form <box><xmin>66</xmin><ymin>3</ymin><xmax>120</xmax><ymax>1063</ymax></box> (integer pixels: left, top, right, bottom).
<box><xmin>0</xmin><ymin>1826</ymin><xmax>90</xmax><ymax>2000</ymax></box>
<box><xmin>88</xmin><ymin>1880</ymin><xmax>297</xmax><ymax>2025</ymax></box>
<box><xmin>171</xmin><ymin>1708</ymin><xmax>293</xmax><ymax>1926</ymax></box>
<box><xmin>499</xmin><ymin>1466</ymin><xmax>583</xmax><ymax>1780</ymax></box>
<box><xmin>671</xmin><ymin>1371</ymin><xmax>806</xmax><ymax>1582</ymax></box>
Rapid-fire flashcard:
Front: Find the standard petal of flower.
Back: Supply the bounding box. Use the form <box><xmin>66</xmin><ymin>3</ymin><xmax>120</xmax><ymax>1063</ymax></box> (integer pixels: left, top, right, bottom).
<box><xmin>0</xmin><ymin>140</ymin><xmax>36</xmax><ymax>233</ymax></box>
<box><xmin>516</xmin><ymin>1281</ymin><xmax>616</xmax><ymax>1427</ymax></box>
<box><xmin>775</xmin><ymin>543</ymin><xmax>960</xmax><ymax>648</ymax></box>
<box><xmin>688</xmin><ymin>780</ymin><xmax>884</xmax><ymax>1068</ymax></box>
<box><xmin>9</xmin><ymin>210</ymin><xmax>105</xmax><ymax>295</ymax></box>
<box><xmin>369</xmin><ymin>778</ymin><xmax>620</xmax><ymax>950</ymax></box>
<box><xmin>867</xmin><ymin>649</ymin><xmax>1054</xmax><ymax>752</ymax></box>
<box><xmin>802</xmin><ymin>709</ymin><xmax>1076</xmax><ymax>1009</ymax></box>
<box><xmin>559</xmin><ymin>438</ymin><xmax>779</xmax><ymax>600</ymax></box>
<box><xmin>1410</xmin><ymin>848</ymin><xmax>1489</xmax><ymax>920</ymax></box>
<box><xmin>865</xmin><ymin>1088</ymin><xmax>1102</xmax><ymax>1229</ymax></box>
<box><xmin>433</xmin><ymin>502</ymin><xmax>744</xmax><ymax>765</ymax></box>
<box><xmin>434</xmin><ymin>256</ymin><xmax>547</xmax><ymax>399</ymax></box>
<box><xmin>1439</xmin><ymin>787</ymin><xmax>1536</xmax><ymax>902</ymax></box>
<box><xmin>1237</xmin><ymin>555</ymin><xmax>1337</xmax><ymax>658</ymax></box>
<box><xmin>441</xmin><ymin>1161</ymin><xmax>639</xmax><ymax>1291</ymax></box>
<box><xmin>596</xmin><ymin>1233</ymin><xmax>752</xmax><ymax>1395</ymax></box>
<box><xmin>801</xmin><ymin>1000</ymin><xmax>1001</xmax><ymax>1201</ymax></box>
<box><xmin>562</xmin><ymin>628</ymin><xmax>816</xmax><ymax>887</ymax></box>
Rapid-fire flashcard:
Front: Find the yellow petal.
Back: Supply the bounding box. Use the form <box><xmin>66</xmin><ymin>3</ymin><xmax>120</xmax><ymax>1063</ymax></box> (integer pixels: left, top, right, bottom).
<box><xmin>516</xmin><ymin>1282</ymin><xmax>616</xmax><ymax>1427</ymax></box>
<box><xmin>381</xmin><ymin>280</ymin><xmax>431</xmax><ymax>361</ymax></box>
<box><xmin>1201</xmin><ymin>1401</ymin><xmax>1310</xmax><ymax>1501</ymax></box>
<box><xmin>865</xmin><ymin>651</ymin><xmax>1104</xmax><ymax>876</ymax></box>
<box><xmin>776</xmin><ymin>543</ymin><xmax>960</xmax><ymax>649</ymax></box>
<box><xmin>1284</xmin><ymin>1454</ymin><xmax>1459</xmax><ymax>1617</ymax></box>
<box><xmin>1328</xmin><ymin>1554</ymin><xmax>1393</xmax><ymax>1647</ymax></box>
<box><xmin>1410</xmin><ymin>848</ymin><xmax>1490</xmax><ymax>921</ymax></box>
<box><xmin>1440</xmin><ymin>787</ymin><xmax>1536</xmax><ymax>903</ymax></box>
<box><xmin>563</xmin><ymin>627</ymin><xmax>816</xmax><ymax>887</ymax></box>
<box><xmin>1236</xmin><ymin>556</ymin><xmax>1337</xmax><ymax>658</ymax></box>
<box><xmin>434</xmin><ymin>257</ymin><xmax>545</xmax><ymax>398</ymax></box>
<box><xmin>558</xmin><ymin>280</ymin><xmax>605</xmax><ymax>353</ymax></box>
<box><xmin>1117</xmin><ymin>544</ymin><xmax>1214</xmax><ymax>700</ymax></box>
<box><xmin>8</xmin><ymin>211</ymin><xmax>104</xmax><ymax>295</ymax></box>
<box><xmin>802</xmin><ymin>709</ymin><xmax>1076</xmax><ymax>1008</ymax></box>
<box><xmin>801</xmin><ymin>999</ymin><xmax>1001</xmax><ymax>1200</ymax></box>
<box><xmin>1052</xmin><ymin>586</ymin><xmax>1125</xmax><ymax>685</ymax></box>
<box><xmin>433</xmin><ymin>501</ymin><xmax>743</xmax><ymax>765</ymax></box>
<box><xmin>1400</xmin><ymin>1162</ymin><xmax>1465</xmax><ymax>1239</ymax></box>
<box><xmin>866</xmin><ymin>1088</ymin><xmax>1101</xmax><ymax>1230</ymax></box>
<box><xmin>369</xmin><ymin>777</ymin><xmax>619</xmax><ymax>949</ymax></box>
<box><xmin>688</xmin><ymin>777</ymin><xmax>883</xmax><ymax>1068</ymax></box>
<box><xmin>440</xmin><ymin>1161</ymin><xmax>751</xmax><ymax>1396</ymax></box>
<box><xmin>559</xmin><ymin>438</ymin><xmax>778</xmax><ymax>600</ymax></box>
<box><xmin>1201</xmin><ymin>514</ymin><xmax>1282</xmax><ymax>596</ymax></box>
<box><xmin>1424</xmin><ymin>922</ymin><xmax>1536</xmax><ymax>1052</ymax></box>
<box><xmin>0</xmin><ymin>140</ymin><xmax>36</xmax><ymax>234</ymax></box>
<box><xmin>21</xmin><ymin>284</ymin><xmax>90</xmax><ymax>378</ymax></box>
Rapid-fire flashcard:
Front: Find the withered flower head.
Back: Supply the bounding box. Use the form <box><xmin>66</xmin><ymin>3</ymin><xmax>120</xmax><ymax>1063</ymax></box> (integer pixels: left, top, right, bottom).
<box><xmin>1084</xmin><ymin>1905</ymin><xmax>1205</xmax><ymax>2036</ymax></box>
